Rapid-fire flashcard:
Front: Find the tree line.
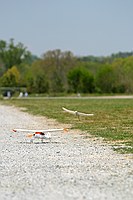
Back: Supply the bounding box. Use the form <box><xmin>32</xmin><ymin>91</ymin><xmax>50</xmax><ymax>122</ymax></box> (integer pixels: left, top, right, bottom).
<box><xmin>0</xmin><ymin>39</ymin><xmax>133</xmax><ymax>95</ymax></box>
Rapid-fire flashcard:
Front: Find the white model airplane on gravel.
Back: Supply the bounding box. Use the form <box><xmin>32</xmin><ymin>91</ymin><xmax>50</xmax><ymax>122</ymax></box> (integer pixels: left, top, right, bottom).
<box><xmin>62</xmin><ymin>107</ymin><xmax>94</xmax><ymax>119</ymax></box>
<box><xmin>13</xmin><ymin>128</ymin><xmax>68</xmax><ymax>143</ymax></box>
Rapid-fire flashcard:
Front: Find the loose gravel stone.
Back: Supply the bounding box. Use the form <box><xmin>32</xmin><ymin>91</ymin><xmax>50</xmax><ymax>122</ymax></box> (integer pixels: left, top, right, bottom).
<box><xmin>0</xmin><ymin>104</ymin><xmax>133</xmax><ymax>200</ymax></box>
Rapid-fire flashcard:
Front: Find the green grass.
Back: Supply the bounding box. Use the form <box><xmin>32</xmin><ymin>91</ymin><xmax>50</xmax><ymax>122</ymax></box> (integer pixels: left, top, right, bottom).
<box><xmin>1</xmin><ymin>97</ymin><xmax>133</xmax><ymax>154</ymax></box>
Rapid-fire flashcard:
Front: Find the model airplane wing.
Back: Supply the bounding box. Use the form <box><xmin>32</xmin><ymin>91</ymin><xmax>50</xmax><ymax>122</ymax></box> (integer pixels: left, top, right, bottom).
<box><xmin>77</xmin><ymin>112</ymin><xmax>94</xmax><ymax>116</ymax></box>
<box><xmin>13</xmin><ymin>128</ymin><xmax>67</xmax><ymax>133</ymax></box>
<box><xmin>62</xmin><ymin>107</ymin><xmax>94</xmax><ymax>117</ymax></box>
<box><xmin>62</xmin><ymin>107</ymin><xmax>77</xmax><ymax>115</ymax></box>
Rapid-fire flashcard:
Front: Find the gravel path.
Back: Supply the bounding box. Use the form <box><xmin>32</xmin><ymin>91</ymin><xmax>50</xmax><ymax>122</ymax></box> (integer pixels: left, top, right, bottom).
<box><xmin>0</xmin><ymin>104</ymin><xmax>133</xmax><ymax>200</ymax></box>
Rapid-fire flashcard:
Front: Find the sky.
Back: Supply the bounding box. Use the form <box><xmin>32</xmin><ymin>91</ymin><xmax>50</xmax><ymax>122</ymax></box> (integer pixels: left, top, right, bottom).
<box><xmin>0</xmin><ymin>0</ymin><xmax>133</xmax><ymax>57</ymax></box>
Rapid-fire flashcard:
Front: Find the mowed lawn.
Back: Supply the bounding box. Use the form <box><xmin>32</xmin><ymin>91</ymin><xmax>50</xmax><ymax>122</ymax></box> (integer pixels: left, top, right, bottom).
<box><xmin>1</xmin><ymin>97</ymin><xmax>133</xmax><ymax>153</ymax></box>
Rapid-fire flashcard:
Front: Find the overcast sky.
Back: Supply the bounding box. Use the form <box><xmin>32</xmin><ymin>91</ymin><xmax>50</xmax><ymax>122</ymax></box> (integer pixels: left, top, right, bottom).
<box><xmin>0</xmin><ymin>0</ymin><xmax>133</xmax><ymax>57</ymax></box>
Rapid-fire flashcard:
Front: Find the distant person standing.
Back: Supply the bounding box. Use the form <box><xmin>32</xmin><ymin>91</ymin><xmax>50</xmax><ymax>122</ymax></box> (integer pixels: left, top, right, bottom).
<box><xmin>7</xmin><ymin>91</ymin><xmax>11</xmax><ymax>98</ymax></box>
<box><xmin>24</xmin><ymin>92</ymin><xmax>28</xmax><ymax>97</ymax></box>
<box><xmin>18</xmin><ymin>92</ymin><xmax>23</xmax><ymax>98</ymax></box>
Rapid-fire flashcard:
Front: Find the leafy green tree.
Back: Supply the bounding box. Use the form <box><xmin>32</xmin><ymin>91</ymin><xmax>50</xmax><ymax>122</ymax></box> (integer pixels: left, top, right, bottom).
<box><xmin>112</xmin><ymin>57</ymin><xmax>133</xmax><ymax>93</ymax></box>
<box><xmin>123</xmin><ymin>56</ymin><xmax>133</xmax><ymax>93</ymax></box>
<box><xmin>50</xmin><ymin>71</ymin><xmax>64</xmax><ymax>93</ymax></box>
<box><xmin>0</xmin><ymin>66</ymin><xmax>20</xmax><ymax>87</ymax></box>
<box><xmin>34</xmin><ymin>74</ymin><xmax>49</xmax><ymax>93</ymax></box>
<box><xmin>41</xmin><ymin>49</ymin><xmax>77</xmax><ymax>93</ymax></box>
<box><xmin>95</xmin><ymin>64</ymin><xmax>115</xmax><ymax>93</ymax></box>
<box><xmin>16</xmin><ymin>63</ymin><xmax>31</xmax><ymax>87</ymax></box>
<box><xmin>67</xmin><ymin>67</ymin><xmax>94</xmax><ymax>93</ymax></box>
<box><xmin>0</xmin><ymin>39</ymin><xmax>32</xmax><ymax>69</ymax></box>
<box><xmin>0</xmin><ymin>58</ymin><xmax>5</xmax><ymax>76</ymax></box>
<box><xmin>25</xmin><ymin>60</ymin><xmax>49</xmax><ymax>93</ymax></box>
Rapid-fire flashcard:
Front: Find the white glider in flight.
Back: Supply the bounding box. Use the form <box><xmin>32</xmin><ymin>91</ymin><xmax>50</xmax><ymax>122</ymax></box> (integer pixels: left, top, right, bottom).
<box><xmin>62</xmin><ymin>107</ymin><xmax>94</xmax><ymax>119</ymax></box>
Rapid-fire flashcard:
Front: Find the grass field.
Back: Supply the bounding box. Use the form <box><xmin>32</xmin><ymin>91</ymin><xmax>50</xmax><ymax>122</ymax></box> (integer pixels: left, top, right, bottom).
<box><xmin>1</xmin><ymin>97</ymin><xmax>133</xmax><ymax>153</ymax></box>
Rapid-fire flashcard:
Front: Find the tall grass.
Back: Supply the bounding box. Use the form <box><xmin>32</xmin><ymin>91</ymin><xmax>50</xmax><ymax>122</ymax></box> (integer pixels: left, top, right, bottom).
<box><xmin>2</xmin><ymin>98</ymin><xmax>133</xmax><ymax>153</ymax></box>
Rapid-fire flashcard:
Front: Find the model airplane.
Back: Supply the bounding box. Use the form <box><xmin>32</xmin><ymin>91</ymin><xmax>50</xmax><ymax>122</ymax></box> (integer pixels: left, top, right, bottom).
<box><xmin>13</xmin><ymin>128</ymin><xmax>68</xmax><ymax>143</ymax></box>
<box><xmin>62</xmin><ymin>107</ymin><xmax>94</xmax><ymax>119</ymax></box>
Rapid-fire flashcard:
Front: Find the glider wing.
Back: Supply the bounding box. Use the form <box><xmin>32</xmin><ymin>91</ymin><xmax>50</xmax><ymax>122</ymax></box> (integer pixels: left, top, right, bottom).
<box><xmin>62</xmin><ymin>107</ymin><xmax>76</xmax><ymax>115</ymax></box>
<box><xmin>62</xmin><ymin>107</ymin><xmax>94</xmax><ymax>116</ymax></box>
